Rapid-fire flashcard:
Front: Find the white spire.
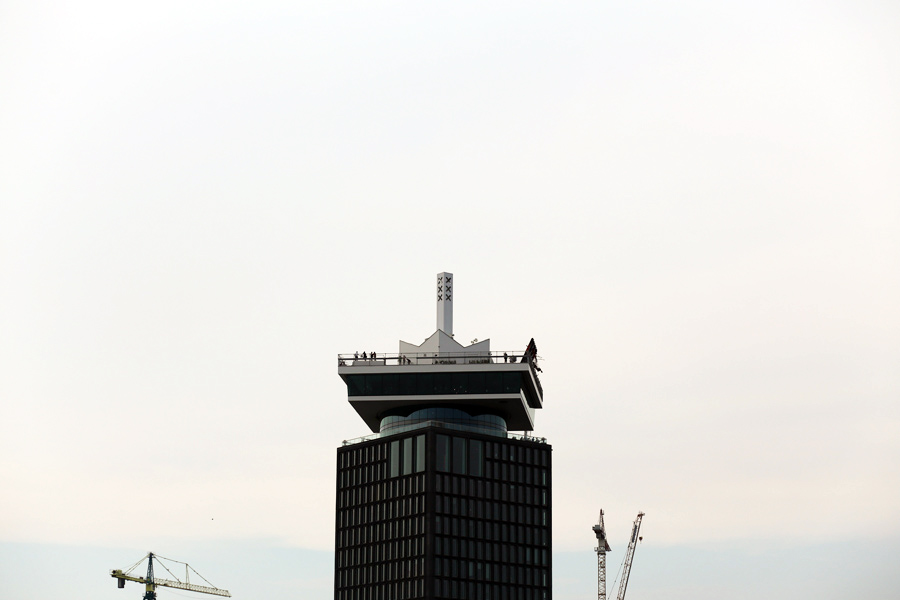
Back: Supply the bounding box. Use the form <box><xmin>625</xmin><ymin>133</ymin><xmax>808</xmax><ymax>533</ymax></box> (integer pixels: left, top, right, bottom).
<box><xmin>436</xmin><ymin>272</ymin><xmax>453</xmax><ymax>335</ymax></box>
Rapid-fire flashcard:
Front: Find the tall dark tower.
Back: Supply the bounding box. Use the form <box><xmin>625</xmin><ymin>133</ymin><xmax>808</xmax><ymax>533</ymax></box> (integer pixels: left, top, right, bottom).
<box><xmin>335</xmin><ymin>273</ymin><xmax>551</xmax><ymax>600</ymax></box>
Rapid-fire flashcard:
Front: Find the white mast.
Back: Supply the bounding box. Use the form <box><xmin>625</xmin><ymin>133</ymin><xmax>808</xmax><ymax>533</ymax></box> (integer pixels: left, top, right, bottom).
<box><xmin>437</xmin><ymin>272</ymin><xmax>453</xmax><ymax>335</ymax></box>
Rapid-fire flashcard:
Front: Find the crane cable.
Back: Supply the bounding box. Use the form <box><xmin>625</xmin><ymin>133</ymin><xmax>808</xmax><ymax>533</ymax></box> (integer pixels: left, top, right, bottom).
<box><xmin>122</xmin><ymin>553</ymin><xmax>151</xmax><ymax>576</ymax></box>
<box><xmin>153</xmin><ymin>553</ymin><xmax>223</xmax><ymax>589</ymax></box>
<box><xmin>155</xmin><ymin>556</ymin><xmax>183</xmax><ymax>583</ymax></box>
<box><xmin>120</xmin><ymin>553</ymin><xmax>222</xmax><ymax>590</ymax></box>
<box><xmin>608</xmin><ymin>551</ymin><xmax>628</xmax><ymax>598</ymax></box>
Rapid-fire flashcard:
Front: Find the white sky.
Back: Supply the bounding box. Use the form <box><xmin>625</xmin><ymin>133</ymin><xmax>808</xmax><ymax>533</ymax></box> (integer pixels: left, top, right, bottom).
<box><xmin>1</xmin><ymin>1</ymin><xmax>898</xmax><ymax>598</ymax></box>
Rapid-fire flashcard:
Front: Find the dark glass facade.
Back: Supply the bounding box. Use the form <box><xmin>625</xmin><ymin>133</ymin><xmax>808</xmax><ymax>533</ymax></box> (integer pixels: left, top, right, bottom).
<box><xmin>335</xmin><ymin>428</ymin><xmax>552</xmax><ymax>600</ymax></box>
<box><xmin>344</xmin><ymin>372</ymin><xmax>527</xmax><ymax>397</ymax></box>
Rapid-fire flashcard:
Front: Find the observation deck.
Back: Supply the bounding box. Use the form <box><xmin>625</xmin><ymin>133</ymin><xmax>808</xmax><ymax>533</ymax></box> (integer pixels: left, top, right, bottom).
<box><xmin>337</xmin><ymin>349</ymin><xmax>544</xmax><ymax>433</ymax></box>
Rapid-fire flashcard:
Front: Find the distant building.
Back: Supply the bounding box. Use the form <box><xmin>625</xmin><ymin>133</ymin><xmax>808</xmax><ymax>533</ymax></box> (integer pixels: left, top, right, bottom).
<box><xmin>335</xmin><ymin>273</ymin><xmax>551</xmax><ymax>600</ymax></box>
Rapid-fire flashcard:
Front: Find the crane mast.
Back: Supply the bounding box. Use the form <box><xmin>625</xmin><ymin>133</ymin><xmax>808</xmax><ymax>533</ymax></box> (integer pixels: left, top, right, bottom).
<box><xmin>615</xmin><ymin>512</ymin><xmax>645</xmax><ymax>600</ymax></box>
<box><xmin>592</xmin><ymin>509</ymin><xmax>612</xmax><ymax>600</ymax></box>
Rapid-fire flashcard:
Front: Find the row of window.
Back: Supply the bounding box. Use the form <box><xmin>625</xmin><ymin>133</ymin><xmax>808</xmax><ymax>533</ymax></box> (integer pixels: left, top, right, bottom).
<box><xmin>337</xmin><ymin>557</ymin><xmax>424</xmax><ymax>586</ymax></box>
<box><xmin>345</xmin><ymin>371</ymin><xmax>525</xmax><ymax>397</ymax></box>
<box><xmin>435</xmin><ymin>560</ymin><xmax>550</xmax><ymax>583</ymax></box>
<box><xmin>483</xmin><ymin>461</ymin><xmax>548</xmax><ymax>486</ymax></box>
<box><xmin>435</xmin><ymin>538</ymin><xmax>549</xmax><ymax>566</ymax></box>
<box><xmin>434</xmin><ymin>438</ymin><xmax>549</xmax><ymax>482</ymax></box>
<box><xmin>339</xmin><ymin>441</ymin><xmax>387</xmax><ymax>469</ymax></box>
<box><xmin>390</xmin><ymin>435</ymin><xmax>426</xmax><ymax>476</ymax></box>
<box><xmin>337</xmin><ymin>476</ymin><xmax>549</xmax><ymax>518</ymax></box>
<box><xmin>340</xmin><ymin>463</ymin><xmax>387</xmax><ymax>488</ymax></box>
<box><xmin>436</xmin><ymin>473</ymin><xmax>549</xmax><ymax>499</ymax></box>
<box><xmin>433</xmin><ymin>436</ymin><xmax>550</xmax><ymax>479</ymax></box>
<box><xmin>340</xmin><ymin>438</ymin><xmax>428</xmax><ymax>486</ymax></box>
<box><xmin>336</xmin><ymin>577</ymin><xmax>425</xmax><ymax>600</ymax></box>
<box><xmin>437</xmin><ymin>483</ymin><xmax>548</xmax><ymax>509</ymax></box>
<box><xmin>337</xmin><ymin>580</ymin><xmax>549</xmax><ymax>600</ymax></box>
<box><xmin>340</xmin><ymin>454</ymin><xmax>548</xmax><ymax>495</ymax></box>
<box><xmin>338</xmin><ymin>497</ymin><xmax>549</xmax><ymax>538</ymax></box>
<box><xmin>435</xmin><ymin>520</ymin><xmax>550</xmax><ymax>547</ymax></box>
<box><xmin>487</xmin><ymin>443</ymin><xmax>547</xmax><ymax>465</ymax></box>
<box><xmin>436</xmin><ymin>435</ymin><xmax>483</xmax><ymax>476</ymax></box>
<box><xmin>339</xmin><ymin>514</ymin><xmax>549</xmax><ymax>557</ymax></box>
<box><xmin>434</xmin><ymin>579</ymin><xmax>549</xmax><ymax>600</ymax></box>
<box><xmin>338</xmin><ymin>567</ymin><xmax>551</xmax><ymax>594</ymax></box>
<box><xmin>339</xmin><ymin>435</ymin><xmax>548</xmax><ymax>481</ymax></box>
<box><xmin>337</xmin><ymin>474</ymin><xmax>425</xmax><ymax>508</ymax></box>
<box><xmin>336</xmin><ymin>534</ymin><xmax>549</xmax><ymax>573</ymax></box>
<box><xmin>437</xmin><ymin>498</ymin><xmax>548</xmax><ymax>525</ymax></box>
<box><xmin>339</xmin><ymin>431</ymin><xmax>548</xmax><ymax>470</ymax></box>
<box><xmin>338</xmin><ymin>495</ymin><xmax>424</xmax><ymax>529</ymax></box>
<box><xmin>337</xmin><ymin>535</ymin><xmax>426</xmax><ymax>569</ymax></box>
<box><xmin>338</xmin><ymin>517</ymin><xmax>425</xmax><ymax>551</ymax></box>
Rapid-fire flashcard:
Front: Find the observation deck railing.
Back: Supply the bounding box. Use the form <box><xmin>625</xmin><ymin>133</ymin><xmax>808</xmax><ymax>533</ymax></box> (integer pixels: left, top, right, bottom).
<box><xmin>338</xmin><ymin>350</ymin><xmax>529</xmax><ymax>366</ymax></box>
<box><xmin>341</xmin><ymin>420</ymin><xmax>549</xmax><ymax>446</ymax></box>
<box><xmin>338</xmin><ymin>350</ymin><xmax>543</xmax><ymax>399</ymax></box>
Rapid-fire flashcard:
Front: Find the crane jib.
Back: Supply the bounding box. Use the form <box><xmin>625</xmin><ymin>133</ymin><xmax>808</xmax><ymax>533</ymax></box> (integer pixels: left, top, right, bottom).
<box><xmin>616</xmin><ymin>512</ymin><xmax>645</xmax><ymax>600</ymax></box>
<box><xmin>110</xmin><ymin>553</ymin><xmax>231</xmax><ymax>599</ymax></box>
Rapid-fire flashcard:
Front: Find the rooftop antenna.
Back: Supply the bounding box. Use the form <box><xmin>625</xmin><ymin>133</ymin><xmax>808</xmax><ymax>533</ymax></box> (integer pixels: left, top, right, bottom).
<box><xmin>437</xmin><ymin>272</ymin><xmax>453</xmax><ymax>335</ymax></box>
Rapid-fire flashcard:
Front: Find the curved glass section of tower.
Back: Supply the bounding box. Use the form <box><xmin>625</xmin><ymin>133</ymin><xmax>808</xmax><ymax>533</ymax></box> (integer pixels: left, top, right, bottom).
<box><xmin>379</xmin><ymin>407</ymin><xmax>508</xmax><ymax>437</ymax></box>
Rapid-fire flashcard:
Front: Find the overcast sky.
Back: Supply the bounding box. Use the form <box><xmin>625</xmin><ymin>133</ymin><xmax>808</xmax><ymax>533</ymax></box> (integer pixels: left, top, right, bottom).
<box><xmin>1</xmin><ymin>1</ymin><xmax>898</xmax><ymax>599</ymax></box>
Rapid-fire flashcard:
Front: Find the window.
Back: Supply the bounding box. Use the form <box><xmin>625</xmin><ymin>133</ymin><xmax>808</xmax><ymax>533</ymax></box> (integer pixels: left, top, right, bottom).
<box><xmin>436</xmin><ymin>435</ymin><xmax>450</xmax><ymax>472</ymax></box>
<box><xmin>390</xmin><ymin>440</ymin><xmax>400</xmax><ymax>477</ymax></box>
<box><xmin>485</xmin><ymin>372</ymin><xmax>502</xmax><ymax>393</ymax></box>
<box><xmin>400</xmin><ymin>373</ymin><xmax>416</xmax><ymax>395</ymax></box>
<box><xmin>452</xmin><ymin>437</ymin><xmax>467</xmax><ymax>475</ymax></box>
<box><xmin>503</xmin><ymin>372</ymin><xmax>521</xmax><ymax>393</ymax></box>
<box><xmin>416</xmin><ymin>434</ymin><xmax>425</xmax><ymax>472</ymax></box>
<box><xmin>403</xmin><ymin>437</ymin><xmax>413</xmax><ymax>475</ymax></box>
<box><xmin>346</xmin><ymin>375</ymin><xmax>365</xmax><ymax>396</ymax></box>
<box><xmin>383</xmin><ymin>373</ymin><xmax>399</xmax><ymax>395</ymax></box>
<box><xmin>364</xmin><ymin>374</ymin><xmax>382</xmax><ymax>395</ymax></box>
<box><xmin>468</xmin><ymin>440</ymin><xmax>483</xmax><ymax>477</ymax></box>
<box><xmin>418</xmin><ymin>373</ymin><xmax>434</xmax><ymax>394</ymax></box>
<box><xmin>435</xmin><ymin>372</ymin><xmax>453</xmax><ymax>394</ymax></box>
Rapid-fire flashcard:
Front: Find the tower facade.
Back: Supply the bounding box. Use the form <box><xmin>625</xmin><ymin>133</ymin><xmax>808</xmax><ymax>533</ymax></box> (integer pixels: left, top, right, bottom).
<box><xmin>335</xmin><ymin>274</ymin><xmax>551</xmax><ymax>600</ymax></box>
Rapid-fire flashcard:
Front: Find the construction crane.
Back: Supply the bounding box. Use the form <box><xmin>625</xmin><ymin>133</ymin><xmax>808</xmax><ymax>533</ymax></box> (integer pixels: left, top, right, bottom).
<box><xmin>592</xmin><ymin>509</ymin><xmax>612</xmax><ymax>600</ymax></box>
<box><xmin>111</xmin><ymin>552</ymin><xmax>231</xmax><ymax>599</ymax></box>
<box><xmin>615</xmin><ymin>512</ymin><xmax>645</xmax><ymax>600</ymax></box>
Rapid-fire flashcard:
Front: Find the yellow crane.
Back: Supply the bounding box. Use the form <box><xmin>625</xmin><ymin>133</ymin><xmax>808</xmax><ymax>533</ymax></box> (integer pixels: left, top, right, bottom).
<box><xmin>111</xmin><ymin>552</ymin><xmax>231</xmax><ymax>599</ymax></box>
